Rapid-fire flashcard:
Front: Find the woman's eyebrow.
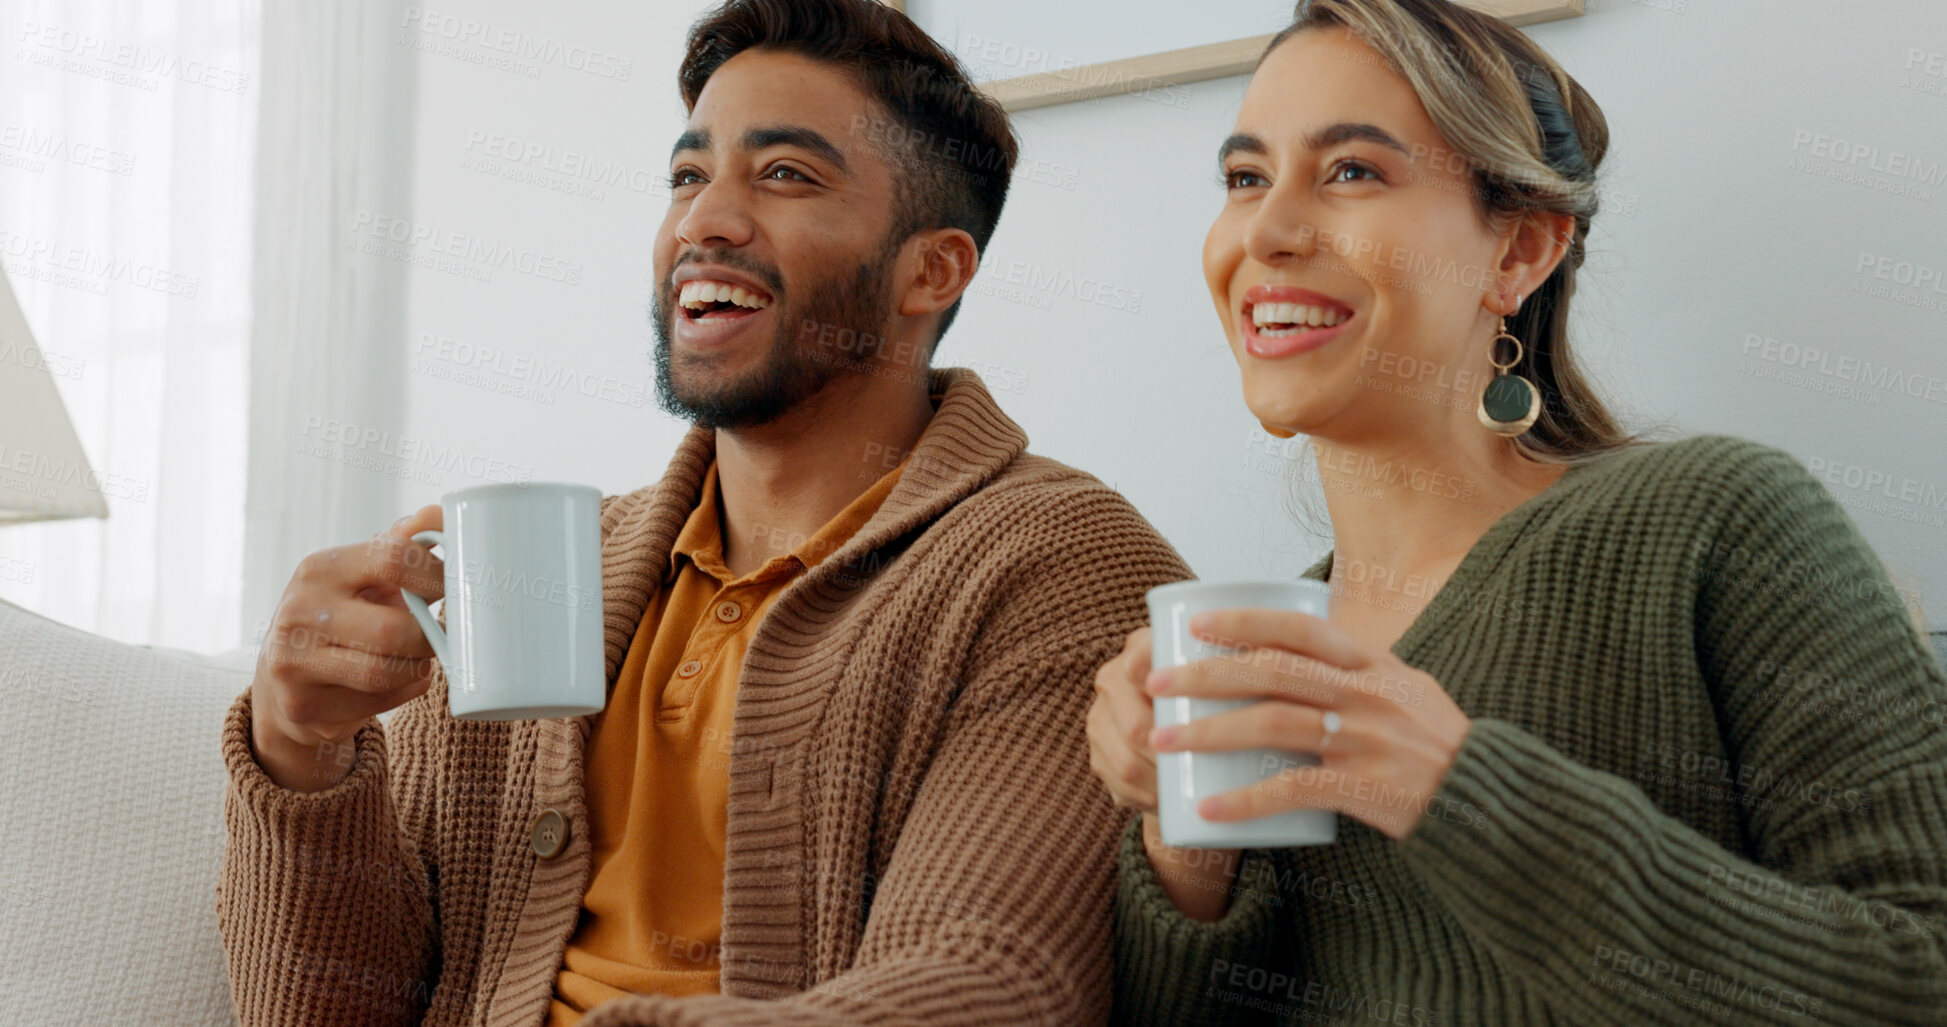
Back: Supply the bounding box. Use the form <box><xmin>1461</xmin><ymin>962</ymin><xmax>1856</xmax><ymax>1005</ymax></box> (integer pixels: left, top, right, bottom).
<box><xmin>1306</xmin><ymin>122</ymin><xmax>1411</xmax><ymax>156</ymax></box>
<box><xmin>1217</xmin><ymin>132</ymin><xmax>1268</xmax><ymax>164</ymax></box>
<box><xmin>1216</xmin><ymin>123</ymin><xmax>1412</xmax><ymax>166</ymax></box>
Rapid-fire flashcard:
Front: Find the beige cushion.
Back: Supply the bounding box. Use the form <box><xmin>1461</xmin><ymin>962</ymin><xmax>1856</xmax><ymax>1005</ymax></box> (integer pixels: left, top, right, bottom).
<box><xmin>0</xmin><ymin>597</ymin><xmax>251</xmax><ymax>1024</ymax></box>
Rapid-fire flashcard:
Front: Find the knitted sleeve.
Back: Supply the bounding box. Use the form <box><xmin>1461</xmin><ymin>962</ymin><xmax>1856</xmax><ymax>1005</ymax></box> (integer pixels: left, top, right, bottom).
<box><xmin>215</xmin><ymin>492</ymin><xmax>633</xmax><ymax>1025</ymax></box>
<box><xmin>216</xmin><ymin>682</ymin><xmax>444</xmax><ymax>1025</ymax></box>
<box><xmin>1111</xmin><ymin>814</ymin><xmax>1289</xmax><ymax>1027</ymax></box>
<box><xmin>1395</xmin><ymin>438</ymin><xmax>1947</xmax><ymax>1025</ymax></box>
<box><xmin>574</xmin><ymin>485</ymin><xmax>1193</xmax><ymax>1027</ymax></box>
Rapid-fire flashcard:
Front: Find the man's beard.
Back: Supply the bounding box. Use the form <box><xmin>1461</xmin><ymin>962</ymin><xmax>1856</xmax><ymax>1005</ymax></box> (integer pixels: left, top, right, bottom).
<box><xmin>652</xmin><ymin>234</ymin><xmax>904</xmax><ymax>430</ymax></box>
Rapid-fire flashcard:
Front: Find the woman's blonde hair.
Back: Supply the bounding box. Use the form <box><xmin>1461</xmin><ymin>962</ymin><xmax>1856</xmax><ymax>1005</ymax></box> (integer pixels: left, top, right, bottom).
<box><xmin>1268</xmin><ymin>0</ymin><xmax>1660</xmax><ymax>465</ymax></box>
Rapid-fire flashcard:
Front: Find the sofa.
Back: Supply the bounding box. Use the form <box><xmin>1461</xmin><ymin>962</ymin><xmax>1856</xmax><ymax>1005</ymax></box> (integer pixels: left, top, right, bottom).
<box><xmin>0</xmin><ymin>596</ymin><xmax>413</xmax><ymax>1025</ymax></box>
<box><xmin>2</xmin><ymin>594</ymin><xmax>1942</xmax><ymax>1024</ymax></box>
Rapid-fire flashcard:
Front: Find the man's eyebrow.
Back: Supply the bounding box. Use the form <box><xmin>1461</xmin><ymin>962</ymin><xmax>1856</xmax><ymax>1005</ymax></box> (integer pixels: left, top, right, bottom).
<box><xmin>1216</xmin><ymin>123</ymin><xmax>1411</xmax><ymax>167</ymax></box>
<box><xmin>742</xmin><ymin>125</ymin><xmax>849</xmax><ymax>175</ymax></box>
<box><xmin>671</xmin><ymin>129</ymin><xmax>708</xmax><ymax>164</ymax></box>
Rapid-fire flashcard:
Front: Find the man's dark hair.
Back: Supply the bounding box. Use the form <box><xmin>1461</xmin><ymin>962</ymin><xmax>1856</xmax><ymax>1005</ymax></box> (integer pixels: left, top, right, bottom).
<box><xmin>678</xmin><ymin>0</ymin><xmax>1017</xmax><ymax>353</ymax></box>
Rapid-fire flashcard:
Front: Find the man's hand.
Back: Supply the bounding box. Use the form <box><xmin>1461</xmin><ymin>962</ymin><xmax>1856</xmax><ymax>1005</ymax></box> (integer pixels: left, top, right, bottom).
<box><xmin>248</xmin><ymin>505</ymin><xmax>445</xmax><ymax>792</ymax></box>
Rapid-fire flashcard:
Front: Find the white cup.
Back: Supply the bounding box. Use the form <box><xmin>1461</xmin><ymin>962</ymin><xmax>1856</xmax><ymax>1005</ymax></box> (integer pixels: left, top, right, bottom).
<box><xmin>1147</xmin><ymin>579</ymin><xmax>1338</xmax><ymax>848</ymax></box>
<box><xmin>398</xmin><ymin>482</ymin><xmax>606</xmax><ymax>721</ymax></box>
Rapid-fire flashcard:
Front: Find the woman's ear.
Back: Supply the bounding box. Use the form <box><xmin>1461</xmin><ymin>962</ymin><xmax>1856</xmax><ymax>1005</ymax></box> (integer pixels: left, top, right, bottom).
<box><xmin>1491</xmin><ymin>212</ymin><xmax>1574</xmax><ymax>314</ymax></box>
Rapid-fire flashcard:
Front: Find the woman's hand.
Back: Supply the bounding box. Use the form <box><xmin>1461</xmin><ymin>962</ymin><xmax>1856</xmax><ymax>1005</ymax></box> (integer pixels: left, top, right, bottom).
<box><xmin>1144</xmin><ymin>607</ymin><xmax>1472</xmax><ymax>841</ymax></box>
<box><xmin>1089</xmin><ymin>627</ymin><xmax>1244</xmax><ymax>922</ymax></box>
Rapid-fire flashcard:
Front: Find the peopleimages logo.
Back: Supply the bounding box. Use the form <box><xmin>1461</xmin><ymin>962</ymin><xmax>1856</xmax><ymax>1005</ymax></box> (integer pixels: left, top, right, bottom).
<box><xmin>954</xmin><ymin>34</ymin><xmax>1192</xmax><ymax>109</ymax></box>
<box><xmin>0</xmin><ymin>124</ymin><xmax>136</xmax><ymax>177</ymax></box>
<box><xmin>1791</xmin><ymin>130</ymin><xmax>1947</xmax><ymax>185</ymax></box>
<box><xmin>979</xmin><ymin>256</ymin><xmax>1143</xmax><ymax>313</ymax></box>
<box><xmin>457</xmin><ymin>558</ymin><xmax>596</xmax><ymax>613</ymax></box>
<box><xmin>0</xmin><ymin>443</ymin><xmax>149</xmax><ymax>502</ymax></box>
<box><xmin>1804</xmin><ymin>457</ymin><xmax>1947</xmax><ymax>508</ymax></box>
<box><xmin>0</xmin><ymin>335</ymin><xmax>86</xmax><ymax>380</ymax></box>
<box><xmin>1802</xmin><ymin>456</ymin><xmax>1947</xmax><ymax>529</ymax></box>
<box><xmin>1740</xmin><ymin>334</ymin><xmax>1947</xmax><ymax>405</ymax></box>
<box><xmin>297</xmin><ymin>416</ymin><xmax>532</xmax><ymax>487</ymax></box>
<box><xmin>1590</xmin><ymin>944</ymin><xmax>1823</xmax><ymax>1020</ymax></box>
<box><xmin>13</xmin><ymin>20</ymin><xmax>251</xmax><ymax>94</ymax></box>
<box><xmin>1851</xmin><ymin>251</ymin><xmax>1947</xmax><ymax>314</ymax></box>
<box><xmin>349</xmin><ymin>212</ymin><xmax>583</xmax><ymax>286</ymax></box>
<box><xmin>461</xmin><ymin>130</ymin><xmax>661</xmax><ymax>197</ymax></box>
<box><xmin>411</xmin><ymin>333</ymin><xmax>649</xmax><ymax>408</ymax></box>
<box><xmin>1855</xmin><ymin>252</ymin><xmax>1947</xmax><ymax>292</ymax></box>
<box><xmin>399</xmin><ymin>8</ymin><xmax>632</xmax><ymax>80</ymax></box>
<box><xmin>0</xmin><ymin>228</ymin><xmax>200</xmax><ymax>298</ymax></box>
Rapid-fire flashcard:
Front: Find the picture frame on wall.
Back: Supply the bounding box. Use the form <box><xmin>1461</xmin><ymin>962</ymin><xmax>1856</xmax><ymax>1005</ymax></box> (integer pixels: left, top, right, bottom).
<box><xmin>882</xmin><ymin>0</ymin><xmax>1585</xmax><ymax>111</ymax></box>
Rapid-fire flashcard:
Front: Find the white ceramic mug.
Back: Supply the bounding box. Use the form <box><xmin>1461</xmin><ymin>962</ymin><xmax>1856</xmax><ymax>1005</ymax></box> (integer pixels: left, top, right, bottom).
<box><xmin>398</xmin><ymin>482</ymin><xmax>606</xmax><ymax>721</ymax></box>
<box><xmin>1147</xmin><ymin>579</ymin><xmax>1338</xmax><ymax>848</ymax></box>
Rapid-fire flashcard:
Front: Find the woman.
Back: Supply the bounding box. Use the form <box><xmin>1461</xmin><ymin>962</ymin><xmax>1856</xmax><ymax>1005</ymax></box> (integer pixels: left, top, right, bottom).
<box><xmin>1086</xmin><ymin>1</ymin><xmax>1947</xmax><ymax>1024</ymax></box>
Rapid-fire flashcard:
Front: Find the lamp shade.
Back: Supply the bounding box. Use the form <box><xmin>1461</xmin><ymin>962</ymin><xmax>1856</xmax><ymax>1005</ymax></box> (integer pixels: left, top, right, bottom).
<box><xmin>0</xmin><ymin>266</ymin><xmax>109</xmax><ymax>523</ymax></box>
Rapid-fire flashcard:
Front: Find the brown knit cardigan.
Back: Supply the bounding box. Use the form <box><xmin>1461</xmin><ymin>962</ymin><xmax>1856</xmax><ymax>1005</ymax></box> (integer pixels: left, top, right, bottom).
<box><xmin>216</xmin><ymin>367</ymin><xmax>1191</xmax><ymax>1026</ymax></box>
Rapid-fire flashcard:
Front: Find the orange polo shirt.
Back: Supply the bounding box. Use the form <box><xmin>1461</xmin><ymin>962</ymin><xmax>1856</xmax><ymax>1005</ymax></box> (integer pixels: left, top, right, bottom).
<box><xmin>547</xmin><ymin>451</ymin><xmax>909</xmax><ymax>1024</ymax></box>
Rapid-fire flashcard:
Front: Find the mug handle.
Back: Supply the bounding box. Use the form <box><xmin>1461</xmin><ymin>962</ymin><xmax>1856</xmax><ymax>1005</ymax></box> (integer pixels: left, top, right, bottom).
<box><xmin>398</xmin><ymin>529</ymin><xmax>451</xmax><ymax>668</ymax></box>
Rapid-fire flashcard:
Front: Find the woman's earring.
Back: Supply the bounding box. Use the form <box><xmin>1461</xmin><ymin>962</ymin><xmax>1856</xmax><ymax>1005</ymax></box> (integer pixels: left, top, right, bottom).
<box><xmin>1477</xmin><ymin>316</ymin><xmax>1540</xmax><ymax>437</ymax></box>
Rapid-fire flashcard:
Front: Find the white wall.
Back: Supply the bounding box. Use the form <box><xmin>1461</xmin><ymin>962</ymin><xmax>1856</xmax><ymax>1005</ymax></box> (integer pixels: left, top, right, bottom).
<box><xmin>389</xmin><ymin>1</ymin><xmax>694</xmax><ymax>507</ymax></box>
<box><xmin>394</xmin><ymin>0</ymin><xmax>1947</xmax><ymax>632</ymax></box>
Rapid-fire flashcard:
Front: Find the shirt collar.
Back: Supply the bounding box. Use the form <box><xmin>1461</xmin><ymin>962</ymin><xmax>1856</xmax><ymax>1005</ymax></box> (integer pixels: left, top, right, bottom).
<box><xmin>587</xmin><ymin>367</ymin><xmax>1030</xmax><ymax>692</ymax></box>
<box><xmin>665</xmin><ymin>442</ymin><xmax>915</xmax><ymax>587</ymax></box>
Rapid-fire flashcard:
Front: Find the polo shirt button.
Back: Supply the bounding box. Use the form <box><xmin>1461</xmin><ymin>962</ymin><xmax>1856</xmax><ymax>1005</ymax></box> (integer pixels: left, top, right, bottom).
<box><xmin>530</xmin><ymin>808</ymin><xmax>568</xmax><ymax>860</ymax></box>
<box><xmin>678</xmin><ymin>659</ymin><xmax>702</xmax><ymax>678</ymax></box>
<box><xmin>715</xmin><ymin>601</ymin><xmax>742</xmax><ymax>623</ymax></box>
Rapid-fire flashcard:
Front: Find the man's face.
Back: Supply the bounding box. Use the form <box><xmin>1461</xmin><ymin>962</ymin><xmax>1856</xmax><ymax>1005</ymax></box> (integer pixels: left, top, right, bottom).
<box><xmin>653</xmin><ymin>48</ymin><xmax>908</xmax><ymax>429</ymax></box>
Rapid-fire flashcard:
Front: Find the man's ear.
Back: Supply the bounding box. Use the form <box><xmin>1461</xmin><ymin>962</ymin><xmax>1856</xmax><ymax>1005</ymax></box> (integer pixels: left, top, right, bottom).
<box><xmin>896</xmin><ymin>227</ymin><xmax>979</xmax><ymax>319</ymax></box>
<box><xmin>1491</xmin><ymin>212</ymin><xmax>1573</xmax><ymax>313</ymax></box>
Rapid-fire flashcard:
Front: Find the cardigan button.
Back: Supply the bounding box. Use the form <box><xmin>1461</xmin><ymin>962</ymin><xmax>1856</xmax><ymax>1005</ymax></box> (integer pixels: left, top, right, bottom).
<box><xmin>530</xmin><ymin>808</ymin><xmax>569</xmax><ymax>860</ymax></box>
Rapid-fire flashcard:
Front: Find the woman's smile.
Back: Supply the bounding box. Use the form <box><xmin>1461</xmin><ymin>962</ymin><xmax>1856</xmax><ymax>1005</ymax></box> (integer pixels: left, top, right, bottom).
<box><xmin>1241</xmin><ymin>283</ymin><xmax>1358</xmax><ymax>358</ymax></box>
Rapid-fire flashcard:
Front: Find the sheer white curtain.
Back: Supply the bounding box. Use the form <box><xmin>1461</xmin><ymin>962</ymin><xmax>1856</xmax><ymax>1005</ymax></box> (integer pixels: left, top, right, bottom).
<box><xmin>238</xmin><ymin>0</ymin><xmax>418</xmax><ymax>652</ymax></box>
<box><xmin>0</xmin><ymin>0</ymin><xmax>416</xmax><ymax>656</ymax></box>
<box><xmin>0</xmin><ymin>0</ymin><xmax>260</xmax><ymax>651</ymax></box>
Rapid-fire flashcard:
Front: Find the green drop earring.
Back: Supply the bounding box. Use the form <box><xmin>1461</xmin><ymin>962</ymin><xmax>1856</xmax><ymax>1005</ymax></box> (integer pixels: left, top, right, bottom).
<box><xmin>1478</xmin><ymin>307</ymin><xmax>1540</xmax><ymax>437</ymax></box>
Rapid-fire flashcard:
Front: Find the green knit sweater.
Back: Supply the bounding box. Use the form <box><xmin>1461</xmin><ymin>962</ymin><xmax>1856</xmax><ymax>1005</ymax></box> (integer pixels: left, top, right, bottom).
<box><xmin>1114</xmin><ymin>433</ymin><xmax>1947</xmax><ymax>1026</ymax></box>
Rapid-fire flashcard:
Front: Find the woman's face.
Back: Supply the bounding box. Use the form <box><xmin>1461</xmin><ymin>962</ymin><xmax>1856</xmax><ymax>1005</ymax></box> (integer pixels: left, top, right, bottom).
<box><xmin>1203</xmin><ymin>26</ymin><xmax>1522</xmax><ymax>442</ymax></box>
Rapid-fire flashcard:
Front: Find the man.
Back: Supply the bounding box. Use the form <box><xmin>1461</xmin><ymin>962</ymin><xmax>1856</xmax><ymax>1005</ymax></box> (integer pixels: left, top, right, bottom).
<box><xmin>218</xmin><ymin>1</ymin><xmax>1189</xmax><ymax>1024</ymax></box>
